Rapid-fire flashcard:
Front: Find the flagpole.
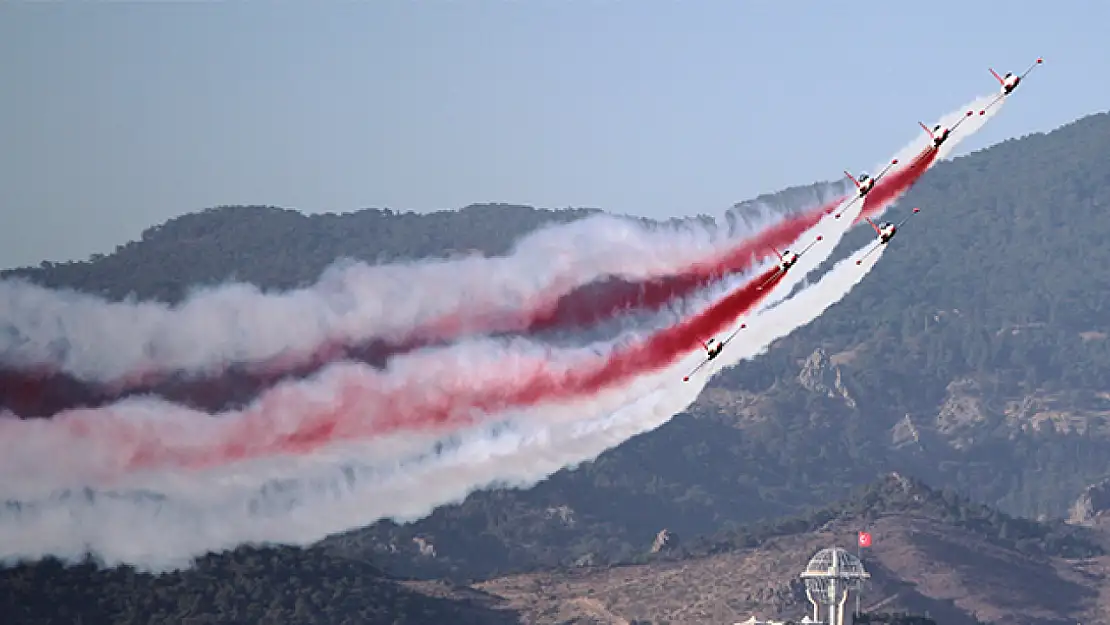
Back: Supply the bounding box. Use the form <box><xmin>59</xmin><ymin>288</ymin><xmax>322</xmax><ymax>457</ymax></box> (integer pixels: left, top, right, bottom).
<box><xmin>855</xmin><ymin>529</ymin><xmax>862</xmax><ymax>622</ymax></box>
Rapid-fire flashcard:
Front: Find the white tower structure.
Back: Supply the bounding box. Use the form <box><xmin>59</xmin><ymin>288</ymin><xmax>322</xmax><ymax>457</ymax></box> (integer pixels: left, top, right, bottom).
<box><xmin>799</xmin><ymin>547</ymin><xmax>870</xmax><ymax>625</ymax></box>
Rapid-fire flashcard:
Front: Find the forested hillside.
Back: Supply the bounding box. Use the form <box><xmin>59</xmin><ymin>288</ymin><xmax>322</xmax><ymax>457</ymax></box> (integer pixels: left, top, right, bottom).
<box><xmin>2</xmin><ymin>204</ymin><xmax>602</xmax><ymax>302</ymax></box>
<box><xmin>0</xmin><ymin>545</ymin><xmax>518</xmax><ymax>625</ymax></box>
<box><xmin>5</xmin><ymin>110</ymin><xmax>1110</xmax><ymax>584</ymax></box>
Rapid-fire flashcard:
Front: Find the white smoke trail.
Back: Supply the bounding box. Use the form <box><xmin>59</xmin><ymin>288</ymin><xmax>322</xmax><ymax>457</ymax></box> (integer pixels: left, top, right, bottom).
<box><xmin>0</xmin><ymin>330</ymin><xmax>632</xmax><ymax>489</ymax></box>
<box><xmin>0</xmin><ymin>382</ymin><xmax>687</xmax><ymax>570</ymax></box>
<box><xmin>0</xmin><ymin>209</ymin><xmax>780</xmax><ymax>385</ymax></box>
<box><xmin>935</xmin><ymin>93</ymin><xmax>1006</xmax><ymax>162</ymax></box>
<box><xmin>865</xmin><ymin>92</ymin><xmax>1005</xmax><ymax>224</ymax></box>
<box><xmin>749</xmin><ymin>92</ymin><xmax>1004</xmax><ymax>314</ymax></box>
<box><xmin>0</xmin><ymin>250</ymin><xmax>768</xmax><ymax>498</ymax></box>
<box><xmin>0</xmin><ymin>324</ymin><xmax>711</xmax><ymax>570</ymax></box>
<box><xmin>710</xmin><ymin>244</ymin><xmax>886</xmax><ymax>374</ymax></box>
<box><xmin>0</xmin><ymin>242</ymin><xmax>883</xmax><ymax>571</ymax></box>
<box><xmin>884</xmin><ymin>93</ymin><xmax>1004</xmax><ymax>173</ymax></box>
<box><xmin>749</xmin><ymin>140</ymin><xmax>878</xmax><ymax>309</ymax></box>
<box><xmin>0</xmin><ymin>94</ymin><xmax>1005</xmax><ymax>390</ymax></box>
<box><xmin>0</xmin><ymin>94</ymin><xmax>998</xmax><ymax>570</ymax></box>
<box><xmin>0</xmin><ymin>96</ymin><xmax>967</xmax><ymax>561</ymax></box>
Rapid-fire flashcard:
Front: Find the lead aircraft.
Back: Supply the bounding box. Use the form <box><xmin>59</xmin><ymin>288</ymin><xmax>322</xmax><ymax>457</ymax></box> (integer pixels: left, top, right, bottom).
<box><xmin>979</xmin><ymin>57</ymin><xmax>1043</xmax><ymax>116</ymax></box>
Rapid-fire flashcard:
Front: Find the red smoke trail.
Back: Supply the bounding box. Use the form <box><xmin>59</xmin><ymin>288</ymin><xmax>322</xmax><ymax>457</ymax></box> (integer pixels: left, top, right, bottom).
<box><xmin>335</xmin><ymin>194</ymin><xmax>842</xmax><ymax>342</ymax></box>
<box><xmin>857</xmin><ymin>148</ymin><xmax>938</xmax><ymax>222</ymax></box>
<box><xmin>3</xmin><ymin>199</ymin><xmax>842</xmax><ymax>419</ymax></box>
<box><xmin>523</xmin><ymin>199</ymin><xmax>840</xmax><ymax>333</ymax></box>
<box><xmin>65</xmin><ymin>267</ymin><xmax>783</xmax><ymax>474</ymax></box>
<box><xmin>495</xmin><ymin>267</ymin><xmax>787</xmax><ymax>403</ymax></box>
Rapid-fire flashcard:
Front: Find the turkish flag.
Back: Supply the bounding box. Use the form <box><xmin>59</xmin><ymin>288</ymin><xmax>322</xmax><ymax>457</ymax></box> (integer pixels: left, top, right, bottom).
<box><xmin>858</xmin><ymin>531</ymin><xmax>872</xmax><ymax>548</ymax></box>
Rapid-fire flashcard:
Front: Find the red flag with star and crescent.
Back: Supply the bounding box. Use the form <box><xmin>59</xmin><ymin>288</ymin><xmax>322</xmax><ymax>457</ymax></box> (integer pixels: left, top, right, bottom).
<box><xmin>858</xmin><ymin>531</ymin><xmax>872</xmax><ymax>548</ymax></box>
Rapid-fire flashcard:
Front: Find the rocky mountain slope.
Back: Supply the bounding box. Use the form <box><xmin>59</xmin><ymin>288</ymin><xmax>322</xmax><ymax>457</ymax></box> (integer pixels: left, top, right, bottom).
<box><xmin>458</xmin><ymin>474</ymin><xmax>1110</xmax><ymax>625</ymax></box>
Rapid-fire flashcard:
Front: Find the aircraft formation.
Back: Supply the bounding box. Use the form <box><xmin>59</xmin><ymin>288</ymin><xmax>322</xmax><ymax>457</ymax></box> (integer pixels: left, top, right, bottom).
<box><xmin>683</xmin><ymin>57</ymin><xmax>1043</xmax><ymax>382</ymax></box>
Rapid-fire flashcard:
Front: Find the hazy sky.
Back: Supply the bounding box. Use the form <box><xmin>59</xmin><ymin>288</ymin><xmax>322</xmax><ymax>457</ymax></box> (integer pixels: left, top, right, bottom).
<box><xmin>1</xmin><ymin>1</ymin><xmax>1106</xmax><ymax>270</ymax></box>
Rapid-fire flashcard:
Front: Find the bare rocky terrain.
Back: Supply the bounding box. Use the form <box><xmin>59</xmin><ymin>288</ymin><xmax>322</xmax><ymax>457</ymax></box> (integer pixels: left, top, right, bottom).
<box><xmin>412</xmin><ymin>475</ymin><xmax>1110</xmax><ymax>625</ymax></box>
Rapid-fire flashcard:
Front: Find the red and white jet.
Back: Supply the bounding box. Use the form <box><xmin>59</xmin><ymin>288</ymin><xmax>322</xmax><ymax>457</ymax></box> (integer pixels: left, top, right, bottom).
<box><xmin>835</xmin><ymin>158</ymin><xmax>899</xmax><ymax>219</ymax></box>
<box><xmin>684</xmin><ymin>233</ymin><xmax>825</xmax><ymax>381</ymax></box>
<box><xmin>756</xmin><ymin>235</ymin><xmax>824</xmax><ymax>291</ymax></box>
<box><xmin>855</xmin><ymin>207</ymin><xmax>921</xmax><ymax>266</ymax></box>
<box><xmin>918</xmin><ymin>110</ymin><xmax>975</xmax><ymax>150</ymax></box>
<box><xmin>683</xmin><ymin>324</ymin><xmax>746</xmax><ymax>382</ymax></box>
<box><xmin>979</xmin><ymin>57</ymin><xmax>1043</xmax><ymax>116</ymax></box>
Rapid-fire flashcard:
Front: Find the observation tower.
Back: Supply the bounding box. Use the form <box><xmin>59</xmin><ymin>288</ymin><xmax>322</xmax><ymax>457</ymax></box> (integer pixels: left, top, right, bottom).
<box><xmin>799</xmin><ymin>547</ymin><xmax>870</xmax><ymax>625</ymax></box>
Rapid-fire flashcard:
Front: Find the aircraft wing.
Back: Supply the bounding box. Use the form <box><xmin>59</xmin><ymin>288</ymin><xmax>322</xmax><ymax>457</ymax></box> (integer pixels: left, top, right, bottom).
<box><xmin>796</xmin><ymin>235</ymin><xmax>824</xmax><ymax>257</ymax></box>
<box><xmin>720</xmin><ymin>322</ymin><xmax>747</xmax><ymax>348</ymax></box>
<box><xmin>855</xmin><ymin>240</ymin><xmax>884</xmax><ymax>266</ymax></box>
<box><xmin>682</xmin><ymin>356</ymin><xmax>712</xmax><ymax>382</ymax></box>
<box><xmin>894</xmin><ymin>206</ymin><xmax>922</xmax><ymax>229</ymax></box>
<box><xmin>1018</xmin><ymin>57</ymin><xmax>1044</xmax><ymax>79</ymax></box>
<box><xmin>835</xmin><ymin>194</ymin><xmax>862</xmax><ymax>219</ymax></box>
<box><xmin>949</xmin><ymin>109</ymin><xmax>977</xmax><ymax>135</ymax></box>
<box><xmin>978</xmin><ymin>92</ymin><xmax>1007</xmax><ymax>117</ymax></box>
<box><xmin>871</xmin><ymin>158</ymin><xmax>899</xmax><ymax>184</ymax></box>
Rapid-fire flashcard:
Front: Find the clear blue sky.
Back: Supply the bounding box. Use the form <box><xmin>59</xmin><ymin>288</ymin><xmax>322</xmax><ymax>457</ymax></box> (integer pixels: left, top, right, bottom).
<box><xmin>1</xmin><ymin>1</ymin><xmax>1106</xmax><ymax>270</ymax></box>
